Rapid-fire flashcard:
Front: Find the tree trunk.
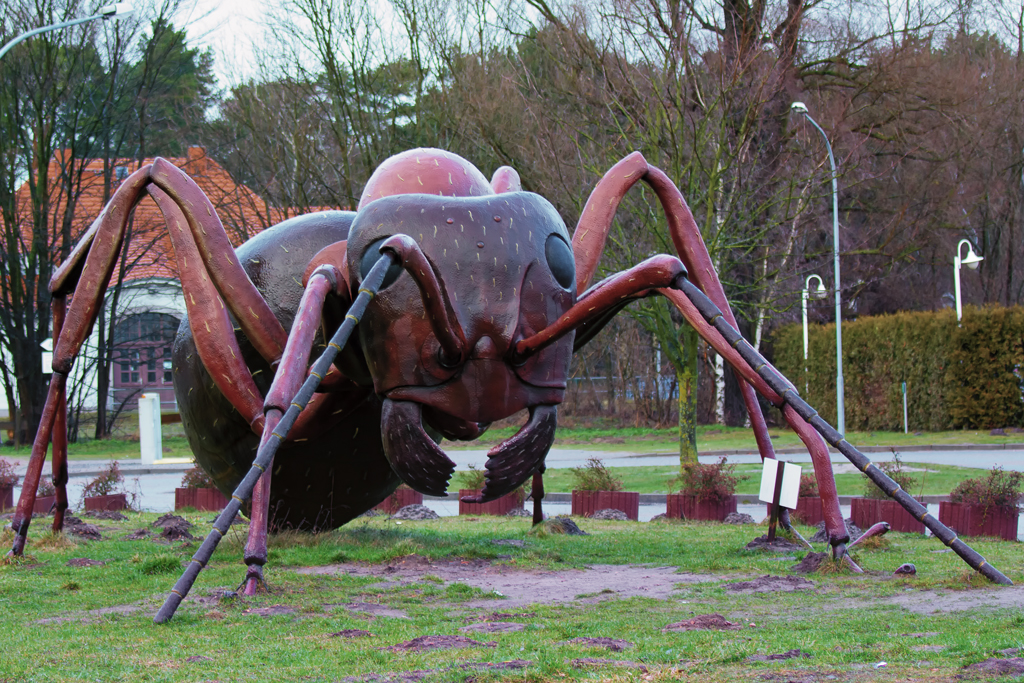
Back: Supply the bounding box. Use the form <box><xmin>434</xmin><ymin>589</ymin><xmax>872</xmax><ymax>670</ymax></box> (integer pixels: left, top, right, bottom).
<box><xmin>714</xmin><ymin>352</ymin><xmax>726</xmax><ymax>425</ymax></box>
<box><xmin>678</xmin><ymin>323</ymin><xmax>698</xmax><ymax>466</ymax></box>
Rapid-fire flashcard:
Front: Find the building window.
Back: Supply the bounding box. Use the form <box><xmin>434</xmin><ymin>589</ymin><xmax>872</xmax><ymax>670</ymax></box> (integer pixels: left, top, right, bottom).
<box><xmin>113</xmin><ymin>313</ymin><xmax>179</xmax><ymax>389</ymax></box>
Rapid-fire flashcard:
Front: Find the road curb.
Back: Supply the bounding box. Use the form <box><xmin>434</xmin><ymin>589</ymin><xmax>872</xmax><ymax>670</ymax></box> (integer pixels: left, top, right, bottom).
<box><xmin>424</xmin><ymin>493</ymin><xmax>959</xmax><ymax>504</ymax></box>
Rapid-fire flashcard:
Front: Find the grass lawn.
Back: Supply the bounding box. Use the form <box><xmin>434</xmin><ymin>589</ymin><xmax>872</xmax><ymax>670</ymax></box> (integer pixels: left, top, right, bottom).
<box><xmin>477</xmin><ymin>462</ymin><xmax>992</xmax><ymax>497</ymax></box>
<box><xmin>1</xmin><ymin>512</ymin><xmax>1020</xmax><ymax>682</ymax></box>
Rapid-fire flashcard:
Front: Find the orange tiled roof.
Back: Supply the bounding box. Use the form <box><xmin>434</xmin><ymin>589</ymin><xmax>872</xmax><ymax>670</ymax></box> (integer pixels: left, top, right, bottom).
<box><xmin>15</xmin><ymin>147</ymin><xmax>334</xmax><ymax>283</ymax></box>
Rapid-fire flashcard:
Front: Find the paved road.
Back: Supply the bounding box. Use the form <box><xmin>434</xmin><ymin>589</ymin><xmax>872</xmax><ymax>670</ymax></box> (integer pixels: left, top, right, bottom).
<box><xmin>7</xmin><ymin>444</ymin><xmax>1024</xmax><ymax>517</ymax></box>
<box><xmin>451</xmin><ymin>446</ymin><xmax>1024</xmax><ymax>472</ymax></box>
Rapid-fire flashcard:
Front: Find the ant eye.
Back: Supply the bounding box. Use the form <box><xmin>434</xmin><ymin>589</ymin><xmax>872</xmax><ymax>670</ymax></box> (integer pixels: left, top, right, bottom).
<box><xmin>545</xmin><ymin>234</ymin><xmax>575</xmax><ymax>290</ymax></box>
<box><xmin>359</xmin><ymin>238</ymin><xmax>403</xmax><ymax>289</ymax></box>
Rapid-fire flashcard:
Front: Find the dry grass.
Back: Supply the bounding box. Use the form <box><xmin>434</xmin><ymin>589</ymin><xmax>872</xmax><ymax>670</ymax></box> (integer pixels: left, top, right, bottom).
<box><xmin>853</xmin><ymin>535</ymin><xmax>892</xmax><ymax>551</ymax></box>
<box><xmin>32</xmin><ymin>530</ymin><xmax>78</xmax><ymax>551</ymax></box>
<box><xmin>957</xmin><ymin>569</ymin><xmax>992</xmax><ymax>587</ymax></box>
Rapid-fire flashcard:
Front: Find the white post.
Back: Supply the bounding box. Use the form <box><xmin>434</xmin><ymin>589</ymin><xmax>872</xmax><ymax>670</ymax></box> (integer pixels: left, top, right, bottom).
<box><xmin>802</xmin><ymin>288</ymin><xmax>809</xmax><ymax>395</ymax></box>
<box><xmin>954</xmin><ymin>239</ymin><xmax>983</xmax><ymax>326</ymax></box>
<box><xmin>902</xmin><ymin>381</ymin><xmax>908</xmax><ymax>434</ymax></box>
<box><xmin>139</xmin><ymin>393</ymin><xmax>163</xmax><ymax>464</ymax></box>
<box><xmin>954</xmin><ymin>251</ymin><xmax>963</xmax><ymax>324</ymax></box>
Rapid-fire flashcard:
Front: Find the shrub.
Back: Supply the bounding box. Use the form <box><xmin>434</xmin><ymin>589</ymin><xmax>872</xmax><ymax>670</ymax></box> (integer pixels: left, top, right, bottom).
<box><xmin>457</xmin><ymin>464</ymin><xmax>487</xmax><ymax>491</ymax></box>
<box><xmin>570</xmin><ymin>458</ymin><xmax>623</xmax><ymax>492</ymax></box>
<box><xmin>863</xmin><ymin>451</ymin><xmax>916</xmax><ymax>499</ymax></box>
<box><xmin>0</xmin><ymin>459</ymin><xmax>18</xmax><ymax>488</ymax></box>
<box><xmin>180</xmin><ymin>466</ymin><xmax>217</xmax><ymax>489</ymax></box>
<box><xmin>455</xmin><ymin>464</ymin><xmax>529</xmax><ymax>501</ymax></box>
<box><xmin>674</xmin><ymin>457</ymin><xmax>745</xmax><ymax>503</ymax></box>
<box><xmin>37</xmin><ymin>478</ymin><xmax>56</xmax><ymax>497</ymax></box>
<box><xmin>81</xmin><ymin>461</ymin><xmax>124</xmax><ymax>498</ymax></box>
<box><xmin>798</xmin><ymin>473</ymin><xmax>819</xmax><ymax>498</ymax></box>
<box><xmin>950</xmin><ymin>467</ymin><xmax>1024</xmax><ymax>509</ymax></box>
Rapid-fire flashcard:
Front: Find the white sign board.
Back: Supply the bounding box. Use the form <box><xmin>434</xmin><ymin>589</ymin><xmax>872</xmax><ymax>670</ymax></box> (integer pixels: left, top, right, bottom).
<box><xmin>41</xmin><ymin>337</ymin><xmax>53</xmax><ymax>375</ymax></box>
<box><xmin>139</xmin><ymin>393</ymin><xmax>163</xmax><ymax>464</ymax></box>
<box><xmin>758</xmin><ymin>460</ymin><xmax>802</xmax><ymax>510</ymax></box>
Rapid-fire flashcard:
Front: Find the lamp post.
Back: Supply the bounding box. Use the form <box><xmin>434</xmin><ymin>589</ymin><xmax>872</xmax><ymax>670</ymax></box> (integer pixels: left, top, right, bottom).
<box><xmin>802</xmin><ymin>274</ymin><xmax>826</xmax><ymax>394</ymax></box>
<box><xmin>792</xmin><ymin>101</ymin><xmax>845</xmax><ymax>435</ymax></box>
<box><xmin>953</xmin><ymin>239</ymin><xmax>983</xmax><ymax>324</ymax></box>
<box><xmin>0</xmin><ymin>3</ymin><xmax>132</xmax><ymax>62</ymax></box>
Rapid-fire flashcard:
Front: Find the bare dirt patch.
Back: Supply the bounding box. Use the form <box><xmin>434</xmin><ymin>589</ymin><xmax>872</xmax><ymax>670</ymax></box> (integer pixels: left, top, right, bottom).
<box><xmin>724</xmin><ymin>575</ymin><xmax>814</xmax><ymax>594</ymax></box>
<box><xmin>151</xmin><ymin>514</ymin><xmax>195</xmax><ymax>541</ymax></box>
<box><xmin>459</xmin><ymin>621</ymin><xmax>526</xmax><ymax>633</ymax></box>
<box><xmin>961</xmin><ymin>657</ymin><xmax>1024</xmax><ymax>676</ymax></box>
<box><xmin>563</xmin><ymin>637</ymin><xmax>634</xmax><ymax>652</ymax></box>
<box><xmin>242</xmin><ymin>605</ymin><xmax>297</xmax><ymax>617</ymax></box>
<box><xmin>662</xmin><ymin>613</ymin><xmax>742</xmax><ymax>632</ymax></box>
<box><xmin>329</xmin><ymin>629</ymin><xmax>373</xmax><ymax>638</ymax></box>
<box><xmin>84</xmin><ymin>510</ymin><xmax>128</xmax><ymax>521</ymax></box>
<box><xmin>391</xmin><ymin>505</ymin><xmax>439</xmax><ymax>521</ymax></box>
<box><xmin>67</xmin><ymin>523</ymin><xmax>102</xmax><ymax>540</ymax></box>
<box><xmin>324</xmin><ymin>602</ymin><xmax>410</xmax><ymax>620</ymax></box>
<box><xmin>65</xmin><ymin>558</ymin><xmax>108</xmax><ymax>567</ymax></box>
<box><xmin>383</xmin><ymin>635</ymin><xmax>495</xmax><ymax>652</ymax></box>
<box><xmin>466</xmin><ymin>610</ymin><xmax>536</xmax><ymax>622</ymax></box>
<box><xmin>881</xmin><ymin>586</ymin><xmax>1024</xmax><ymax>614</ymax></box>
<box><xmin>591</xmin><ymin>509</ymin><xmax>629</xmax><ymax>521</ymax></box>
<box><xmin>791</xmin><ymin>552</ymin><xmax>828</xmax><ymax>574</ymax></box>
<box><xmin>337</xmin><ymin>659</ymin><xmax>531</xmax><ymax>682</ymax></box>
<box><xmin>570</xmin><ymin>657</ymin><xmax>648</xmax><ymax>672</ymax></box>
<box><xmin>296</xmin><ymin>559</ymin><xmax>718</xmax><ymax>607</ymax></box>
<box><xmin>745</xmin><ymin>536</ymin><xmax>807</xmax><ymax>552</ymax></box>
<box><xmin>746</xmin><ymin>649</ymin><xmax>812</xmax><ymax>662</ymax></box>
<box><xmin>32</xmin><ymin>603</ymin><xmax>143</xmax><ymax>625</ymax></box>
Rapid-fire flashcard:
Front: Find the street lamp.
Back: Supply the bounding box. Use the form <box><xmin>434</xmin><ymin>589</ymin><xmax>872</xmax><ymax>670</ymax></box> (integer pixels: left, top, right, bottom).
<box><xmin>0</xmin><ymin>4</ymin><xmax>133</xmax><ymax>62</ymax></box>
<box><xmin>953</xmin><ymin>239</ymin><xmax>983</xmax><ymax>324</ymax></box>
<box><xmin>802</xmin><ymin>274</ymin><xmax>826</xmax><ymax>394</ymax></box>
<box><xmin>792</xmin><ymin>101</ymin><xmax>845</xmax><ymax>435</ymax></box>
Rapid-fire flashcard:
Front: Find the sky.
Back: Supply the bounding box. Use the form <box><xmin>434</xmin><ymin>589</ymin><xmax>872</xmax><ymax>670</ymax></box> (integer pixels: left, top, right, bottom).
<box><xmin>181</xmin><ymin>0</ymin><xmax>270</xmax><ymax>87</ymax></box>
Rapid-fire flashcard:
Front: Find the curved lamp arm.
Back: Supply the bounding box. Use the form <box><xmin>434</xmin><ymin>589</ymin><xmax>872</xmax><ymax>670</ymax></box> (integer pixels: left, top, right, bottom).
<box><xmin>0</xmin><ymin>4</ymin><xmax>133</xmax><ymax>62</ymax></box>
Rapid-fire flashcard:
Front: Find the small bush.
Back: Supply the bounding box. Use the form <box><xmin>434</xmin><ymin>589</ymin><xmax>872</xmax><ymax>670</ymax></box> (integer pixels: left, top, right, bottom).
<box><xmin>181</xmin><ymin>466</ymin><xmax>217</xmax><ymax>489</ymax></box>
<box><xmin>457</xmin><ymin>464</ymin><xmax>487</xmax><ymax>491</ymax></box>
<box><xmin>570</xmin><ymin>458</ymin><xmax>623</xmax><ymax>492</ymax></box>
<box><xmin>0</xmin><ymin>459</ymin><xmax>19</xmax><ymax>487</ymax></box>
<box><xmin>864</xmin><ymin>451</ymin><xmax>915</xmax><ymax>499</ymax></box>
<box><xmin>81</xmin><ymin>461</ymin><xmax>124</xmax><ymax>498</ymax></box>
<box><xmin>37</xmin><ymin>478</ymin><xmax>56</xmax><ymax>497</ymax></box>
<box><xmin>674</xmin><ymin>457</ymin><xmax>745</xmax><ymax>503</ymax></box>
<box><xmin>950</xmin><ymin>467</ymin><xmax>1024</xmax><ymax>508</ymax></box>
<box><xmin>798</xmin><ymin>474</ymin><xmax>819</xmax><ymax>498</ymax></box>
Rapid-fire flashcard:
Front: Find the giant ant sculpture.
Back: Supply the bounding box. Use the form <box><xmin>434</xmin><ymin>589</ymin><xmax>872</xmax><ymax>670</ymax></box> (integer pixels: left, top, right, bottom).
<box><xmin>8</xmin><ymin>148</ymin><xmax>1009</xmax><ymax>624</ymax></box>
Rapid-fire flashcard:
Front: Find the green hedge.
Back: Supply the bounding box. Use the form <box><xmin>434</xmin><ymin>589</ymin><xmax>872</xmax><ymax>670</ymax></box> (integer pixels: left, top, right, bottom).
<box><xmin>771</xmin><ymin>306</ymin><xmax>1024</xmax><ymax>431</ymax></box>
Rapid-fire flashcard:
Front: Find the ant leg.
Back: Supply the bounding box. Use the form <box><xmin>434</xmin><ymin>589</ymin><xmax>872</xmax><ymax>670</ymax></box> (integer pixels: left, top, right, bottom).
<box><xmin>572</xmin><ymin>153</ymin><xmax>776</xmax><ymax>462</ymax></box>
<box><xmin>149</xmin><ymin>159</ymin><xmax>287</xmax><ymax>365</ymax></box>
<box><xmin>531</xmin><ymin>470</ymin><xmax>545</xmax><ymax>526</ymax></box>
<box><xmin>517</xmin><ymin>256</ymin><xmax>850</xmax><ymax>555</ymax></box>
<box><xmin>242</xmin><ymin>266</ymin><xmax>344</xmax><ymax>595</ymax></box>
<box><xmin>51</xmin><ymin>297</ymin><xmax>70</xmax><ymax>532</ymax></box>
<box><xmin>10</xmin><ymin>166</ymin><xmax>154</xmax><ymax>555</ymax></box>
<box><xmin>148</xmin><ymin>187</ymin><xmax>265</xmax><ymax>433</ymax></box>
<box><xmin>782</xmin><ymin>404</ymin><xmax>849</xmax><ymax>555</ymax></box>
